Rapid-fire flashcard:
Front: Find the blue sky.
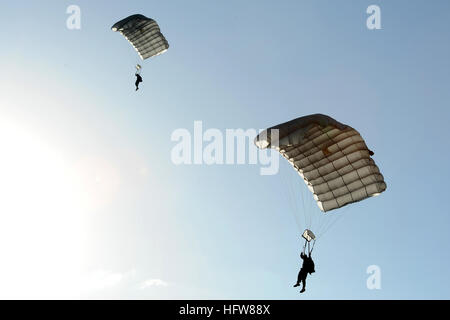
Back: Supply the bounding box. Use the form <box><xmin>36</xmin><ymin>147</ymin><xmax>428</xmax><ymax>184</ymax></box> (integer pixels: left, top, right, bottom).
<box><xmin>1</xmin><ymin>0</ymin><xmax>450</xmax><ymax>299</ymax></box>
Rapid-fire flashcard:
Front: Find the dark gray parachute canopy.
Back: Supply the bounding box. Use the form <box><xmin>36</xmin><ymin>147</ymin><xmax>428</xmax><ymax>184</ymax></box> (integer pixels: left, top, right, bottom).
<box><xmin>111</xmin><ymin>14</ymin><xmax>169</xmax><ymax>60</ymax></box>
<box><xmin>255</xmin><ymin>114</ymin><xmax>387</xmax><ymax>212</ymax></box>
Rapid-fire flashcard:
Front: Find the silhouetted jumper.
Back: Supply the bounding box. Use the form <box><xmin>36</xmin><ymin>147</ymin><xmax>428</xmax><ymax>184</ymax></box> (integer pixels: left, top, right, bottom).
<box><xmin>135</xmin><ymin>73</ymin><xmax>143</xmax><ymax>91</ymax></box>
<box><xmin>294</xmin><ymin>252</ymin><xmax>315</xmax><ymax>293</ymax></box>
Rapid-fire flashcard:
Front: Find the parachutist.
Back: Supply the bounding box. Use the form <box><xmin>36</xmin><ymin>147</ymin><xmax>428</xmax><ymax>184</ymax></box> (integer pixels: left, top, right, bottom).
<box><xmin>294</xmin><ymin>252</ymin><xmax>315</xmax><ymax>293</ymax></box>
<box><xmin>112</xmin><ymin>15</ymin><xmax>169</xmax><ymax>92</ymax></box>
<box><xmin>135</xmin><ymin>73</ymin><xmax>143</xmax><ymax>91</ymax></box>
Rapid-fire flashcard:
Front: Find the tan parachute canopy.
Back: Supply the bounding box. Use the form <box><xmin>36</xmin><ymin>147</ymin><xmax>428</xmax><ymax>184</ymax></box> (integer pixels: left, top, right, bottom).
<box><xmin>111</xmin><ymin>14</ymin><xmax>169</xmax><ymax>60</ymax></box>
<box><xmin>255</xmin><ymin>114</ymin><xmax>386</xmax><ymax>212</ymax></box>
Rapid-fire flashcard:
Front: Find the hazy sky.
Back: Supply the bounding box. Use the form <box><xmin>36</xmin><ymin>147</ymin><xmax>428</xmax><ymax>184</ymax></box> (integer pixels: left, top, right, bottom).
<box><xmin>1</xmin><ymin>0</ymin><xmax>450</xmax><ymax>299</ymax></box>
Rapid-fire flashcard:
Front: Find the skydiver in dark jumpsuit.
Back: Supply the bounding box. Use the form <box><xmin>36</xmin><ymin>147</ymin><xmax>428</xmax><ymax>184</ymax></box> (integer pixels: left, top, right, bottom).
<box><xmin>135</xmin><ymin>73</ymin><xmax>143</xmax><ymax>91</ymax></box>
<box><xmin>294</xmin><ymin>252</ymin><xmax>315</xmax><ymax>293</ymax></box>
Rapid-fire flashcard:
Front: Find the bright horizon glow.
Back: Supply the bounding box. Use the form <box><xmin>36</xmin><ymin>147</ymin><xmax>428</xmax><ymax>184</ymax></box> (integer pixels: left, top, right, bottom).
<box><xmin>0</xmin><ymin>118</ymin><xmax>88</xmax><ymax>298</ymax></box>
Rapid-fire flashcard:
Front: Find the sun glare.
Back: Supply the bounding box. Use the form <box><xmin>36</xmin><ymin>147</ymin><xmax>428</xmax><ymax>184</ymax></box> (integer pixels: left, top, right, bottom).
<box><xmin>0</xmin><ymin>118</ymin><xmax>88</xmax><ymax>298</ymax></box>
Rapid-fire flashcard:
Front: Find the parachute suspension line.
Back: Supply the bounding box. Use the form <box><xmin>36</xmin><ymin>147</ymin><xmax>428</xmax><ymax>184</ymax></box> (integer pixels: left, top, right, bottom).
<box><xmin>296</xmin><ymin>139</ymin><xmax>334</xmax><ymax>238</ymax></box>
<box><xmin>297</xmin><ymin>162</ymin><xmax>313</xmax><ymax>230</ymax></box>
<box><xmin>283</xmin><ymin>159</ymin><xmax>312</xmax><ymax>232</ymax></box>
<box><xmin>304</xmin><ymin>182</ymin><xmax>313</xmax><ymax>230</ymax></box>
<box><xmin>316</xmin><ymin>211</ymin><xmax>345</xmax><ymax>240</ymax></box>
<box><xmin>285</xmin><ymin>153</ymin><xmax>329</xmax><ymax>239</ymax></box>
<box><xmin>293</xmin><ymin>168</ymin><xmax>306</xmax><ymax>230</ymax></box>
<box><xmin>294</xmin><ymin>170</ymin><xmax>305</xmax><ymax>228</ymax></box>
<box><xmin>303</xmin><ymin>169</ymin><xmax>316</xmax><ymax>231</ymax></box>
<box><xmin>316</xmin><ymin>206</ymin><xmax>343</xmax><ymax>238</ymax></box>
<box><xmin>315</xmin><ymin>218</ymin><xmax>327</xmax><ymax>238</ymax></box>
<box><xmin>320</xmin><ymin>215</ymin><xmax>335</xmax><ymax>236</ymax></box>
<box><xmin>287</xmin><ymin>164</ymin><xmax>301</xmax><ymax>229</ymax></box>
<box><xmin>282</xmin><ymin>161</ymin><xmax>303</xmax><ymax>231</ymax></box>
<box><xmin>315</xmin><ymin>219</ymin><xmax>329</xmax><ymax>240</ymax></box>
<box><xmin>315</xmin><ymin>205</ymin><xmax>344</xmax><ymax>240</ymax></box>
<box><xmin>297</xmin><ymin>173</ymin><xmax>311</xmax><ymax>230</ymax></box>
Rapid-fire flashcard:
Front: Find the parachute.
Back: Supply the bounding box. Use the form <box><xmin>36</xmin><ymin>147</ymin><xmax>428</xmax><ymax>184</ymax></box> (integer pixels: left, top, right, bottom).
<box><xmin>111</xmin><ymin>14</ymin><xmax>169</xmax><ymax>61</ymax></box>
<box><xmin>255</xmin><ymin>114</ymin><xmax>386</xmax><ymax>213</ymax></box>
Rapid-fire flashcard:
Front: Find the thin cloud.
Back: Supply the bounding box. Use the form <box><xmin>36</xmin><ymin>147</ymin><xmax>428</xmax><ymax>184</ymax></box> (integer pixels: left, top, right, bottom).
<box><xmin>82</xmin><ymin>269</ymin><xmax>136</xmax><ymax>292</ymax></box>
<box><xmin>140</xmin><ymin>279</ymin><xmax>169</xmax><ymax>289</ymax></box>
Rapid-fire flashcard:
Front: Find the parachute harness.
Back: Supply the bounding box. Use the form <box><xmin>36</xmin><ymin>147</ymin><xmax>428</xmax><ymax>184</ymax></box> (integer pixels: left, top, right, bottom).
<box><xmin>302</xmin><ymin>239</ymin><xmax>316</xmax><ymax>255</ymax></box>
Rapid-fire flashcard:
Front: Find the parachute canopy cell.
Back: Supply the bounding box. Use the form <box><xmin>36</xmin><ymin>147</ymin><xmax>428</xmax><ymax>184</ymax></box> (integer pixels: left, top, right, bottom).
<box><xmin>254</xmin><ymin>114</ymin><xmax>387</xmax><ymax>212</ymax></box>
<box><xmin>111</xmin><ymin>14</ymin><xmax>169</xmax><ymax>60</ymax></box>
